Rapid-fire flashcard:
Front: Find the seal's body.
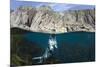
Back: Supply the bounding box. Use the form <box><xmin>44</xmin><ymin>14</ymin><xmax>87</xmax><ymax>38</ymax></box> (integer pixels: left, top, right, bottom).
<box><xmin>48</xmin><ymin>34</ymin><xmax>57</xmax><ymax>52</ymax></box>
<box><xmin>32</xmin><ymin>34</ymin><xmax>57</xmax><ymax>63</ymax></box>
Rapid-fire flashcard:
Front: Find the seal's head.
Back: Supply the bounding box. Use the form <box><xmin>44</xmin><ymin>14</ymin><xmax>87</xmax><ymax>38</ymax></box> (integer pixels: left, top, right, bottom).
<box><xmin>50</xmin><ymin>34</ymin><xmax>55</xmax><ymax>39</ymax></box>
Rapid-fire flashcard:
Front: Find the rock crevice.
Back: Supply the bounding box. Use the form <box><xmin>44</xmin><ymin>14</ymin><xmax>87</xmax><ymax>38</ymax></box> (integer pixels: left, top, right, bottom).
<box><xmin>10</xmin><ymin>6</ymin><xmax>95</xmax><ymax>33</ymax></box>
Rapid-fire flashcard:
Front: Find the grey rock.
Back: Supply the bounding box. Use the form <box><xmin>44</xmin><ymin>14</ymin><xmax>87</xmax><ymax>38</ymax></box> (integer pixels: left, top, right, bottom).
<box><xmin>10</xmin><ymin>6</ymin><xmax>95</xmax><ymax>33</ymax></box>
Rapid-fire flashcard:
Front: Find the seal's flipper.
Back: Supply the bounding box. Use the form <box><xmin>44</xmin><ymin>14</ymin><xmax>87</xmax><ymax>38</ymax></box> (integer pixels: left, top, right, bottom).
<box><xmin>32</xmin><ymin>56</ymin><xmax>43</xmax><ymax>63</ymax></box>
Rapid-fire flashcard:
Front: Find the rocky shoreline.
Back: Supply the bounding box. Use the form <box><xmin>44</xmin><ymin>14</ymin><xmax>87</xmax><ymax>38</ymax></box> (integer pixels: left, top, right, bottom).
<box><xmin>10</xmin><ymin>6</ymin><xmax>95</xmax><ymax>33</ymax></box>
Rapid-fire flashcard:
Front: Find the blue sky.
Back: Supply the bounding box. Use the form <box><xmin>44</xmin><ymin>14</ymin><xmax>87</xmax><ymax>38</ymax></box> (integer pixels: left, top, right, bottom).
<box><xmin>10</xmin><ymin>0</ymin><xmax>95</xmax><ymax>12</ymax></box>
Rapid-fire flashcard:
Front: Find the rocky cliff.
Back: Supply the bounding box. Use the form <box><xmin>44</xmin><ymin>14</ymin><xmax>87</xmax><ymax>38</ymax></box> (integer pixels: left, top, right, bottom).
<box><xmin>10</xmin><ymin>6</ymin><xmax>95</xmax><ymax>33</ymax></box>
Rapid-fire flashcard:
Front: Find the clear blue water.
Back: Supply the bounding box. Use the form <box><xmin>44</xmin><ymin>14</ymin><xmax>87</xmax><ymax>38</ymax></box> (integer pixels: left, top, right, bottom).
<box><xmin>23</xmin><ymin>32</ymin><xmax>95</xmax><ymax>63</ymax></box>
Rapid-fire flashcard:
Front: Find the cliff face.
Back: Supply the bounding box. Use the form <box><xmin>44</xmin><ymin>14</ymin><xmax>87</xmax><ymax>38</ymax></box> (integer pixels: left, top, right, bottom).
<box><xmin>10</xmin><ymin>6</ymin><xmax>95</xmax><ymax>33</ymax></box>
